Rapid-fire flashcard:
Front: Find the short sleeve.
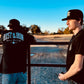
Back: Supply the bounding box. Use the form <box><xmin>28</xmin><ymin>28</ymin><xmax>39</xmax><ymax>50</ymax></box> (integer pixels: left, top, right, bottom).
<box><xmin>75</xmin><ymin>37</ymin><xmax>84</xmax><ymax>55</ymax></box>
<box><xmin>25</xmin><ymin>34</ymin><xmax>36</xmax><ymax>45</ymax></box>
<box><xmin>28</xmin><ymin>35</ymin><xmax>36</xmax><ymax>44</ymax></box>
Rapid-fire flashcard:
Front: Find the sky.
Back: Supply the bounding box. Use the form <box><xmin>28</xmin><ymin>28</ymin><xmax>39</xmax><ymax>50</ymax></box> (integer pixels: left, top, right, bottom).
<box><xmin>0</xmin><ymin>0</ymin><xmax>84</xmax><ymax>33</ymax></box>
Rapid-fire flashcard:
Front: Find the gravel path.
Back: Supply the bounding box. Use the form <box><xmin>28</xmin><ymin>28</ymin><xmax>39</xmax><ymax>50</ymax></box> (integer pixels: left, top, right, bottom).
<box><xmin>30</xmin><ymin>46</ymin><xmax>68</xmax><ymax>84</ymax></box>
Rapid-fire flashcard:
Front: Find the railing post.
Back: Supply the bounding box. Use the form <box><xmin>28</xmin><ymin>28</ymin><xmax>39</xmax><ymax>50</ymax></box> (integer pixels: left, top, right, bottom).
<box><xmin>28</xmin><ymin>45</ymin><xmax>31</xmax><ymax>84</ymax></box>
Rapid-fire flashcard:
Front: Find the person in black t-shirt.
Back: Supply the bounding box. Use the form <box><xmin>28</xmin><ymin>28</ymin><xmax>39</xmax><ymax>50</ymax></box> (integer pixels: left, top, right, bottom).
<box><xmin>1</xmin><ymin>19</ymin><xmax>36</xmax><ymax>84</ymax></box>
<box><xmin>58</xmin><ymin>9</ymin><xmax>84</xmax><ymax>84</ymax></box>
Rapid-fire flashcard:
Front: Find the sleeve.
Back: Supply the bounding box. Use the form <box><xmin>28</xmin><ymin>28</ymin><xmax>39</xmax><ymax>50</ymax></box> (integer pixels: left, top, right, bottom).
<box><xmin>25</xmin><ymin>34</ymin><xmax>36</xmax><ymax>45</ymax></box>
<box><xmin>75</xmin><ymin>37</ymin><xmax>84</xmax><ymax>55</ymax></box>
<box><xmin>29</xmin><ymin>35</ymin><xmax>36</xmax><ymax>44</ymax></box>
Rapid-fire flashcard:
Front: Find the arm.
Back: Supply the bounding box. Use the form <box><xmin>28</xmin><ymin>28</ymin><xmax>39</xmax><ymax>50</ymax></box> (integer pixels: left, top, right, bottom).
<box><xmin>58</xmin><ymin>54</ymin><xmax>84</xmax><ymax>81</ymax></box>
<box><xmin>30</xmin><ymin>35</ymin><xmax>36</xmax><ymax>44</ymax></box>
<box><xmin>26</xmin><ymin>34</ymin><xmax>36</xmax><ymax>44</ymax></box>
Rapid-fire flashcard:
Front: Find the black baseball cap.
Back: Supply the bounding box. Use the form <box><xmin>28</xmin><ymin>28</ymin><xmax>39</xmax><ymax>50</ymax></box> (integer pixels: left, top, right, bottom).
<box><xmin>8</xmin><ymin>19</ymin><xmax>20</xmax><ymax>27</ymax></box>
<box><xmin>62</xmin><ymin>9</ymin><xmax>83</xmax><ymax>21</ymax></box>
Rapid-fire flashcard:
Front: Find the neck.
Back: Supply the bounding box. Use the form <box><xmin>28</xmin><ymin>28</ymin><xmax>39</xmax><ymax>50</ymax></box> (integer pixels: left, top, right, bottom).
<box><xmin>73</xmin><ymin>26</ymin><xmax>82</xmax><ymax>35</ymax></box>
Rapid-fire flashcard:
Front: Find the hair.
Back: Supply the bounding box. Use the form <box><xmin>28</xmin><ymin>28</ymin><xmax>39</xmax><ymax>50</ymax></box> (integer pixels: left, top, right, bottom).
<box><xmin>81</xmin><ymin>19</ymin><xmax>83</xmax><ymax>25</ymax></box>
<box><xmin>76</xmin><ymin>10</ymin><xmax>83</xmax><ymax>25</ymax></box>
<box><xmin>76</xmin><ymin>18</ymin><xmax>83</xmax><ymax>25</ymax></box>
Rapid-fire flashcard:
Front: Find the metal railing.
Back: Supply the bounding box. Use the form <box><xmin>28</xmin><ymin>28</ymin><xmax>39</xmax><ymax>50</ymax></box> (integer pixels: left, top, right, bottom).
<box><xmin>28</xmin><ymin>42</ymin><xmax>69</xmax><ymax>84</ymax></box>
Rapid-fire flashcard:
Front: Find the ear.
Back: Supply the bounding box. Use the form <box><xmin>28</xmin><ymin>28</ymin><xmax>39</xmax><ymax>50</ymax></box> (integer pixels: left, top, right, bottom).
<box><xmin>78</xmin><ymin>18</ymin><xmax>81</xmax><ymax>24</ymax></box>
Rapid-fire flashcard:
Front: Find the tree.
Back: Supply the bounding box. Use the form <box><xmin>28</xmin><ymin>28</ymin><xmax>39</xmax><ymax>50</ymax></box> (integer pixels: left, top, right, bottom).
<box><xmin>57</xmin><ymin>27</ymin><xmax>73</xmax><ymax>34</ymax></box>
<box><xmin>43</xmin><ymin>30</ymin><xmax>50</xmax><ymax>35</ymax></box>
<box><xmin>63</xmin><ymin>27</ymin><xmax>73</xmax><ymax>34</ymax></box>
<box><xmin>30</xmin><ymin>25</ymin><xmax>41</xmax><ymax>34</ymax></box>
<box><xmin>57</xmin><ymin>28</ymin><xmax>64</xmax><ymax>34</ymax></box>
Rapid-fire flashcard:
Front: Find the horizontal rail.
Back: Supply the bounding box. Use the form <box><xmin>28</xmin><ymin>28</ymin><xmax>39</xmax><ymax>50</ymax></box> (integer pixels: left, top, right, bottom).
<box><xmin>0</xmin><ymin>42</ymin><xmax>69</xmax><ymax>45</ymax></box>
<box><xmin>31</xmin><ymin>42</ymin><xmax>69</xmax><ymax>45</ymax></box>
<box><xmin>26</xmin><ymin>64</ymin><xmax>66</xmax><ymax>67</ymax></box>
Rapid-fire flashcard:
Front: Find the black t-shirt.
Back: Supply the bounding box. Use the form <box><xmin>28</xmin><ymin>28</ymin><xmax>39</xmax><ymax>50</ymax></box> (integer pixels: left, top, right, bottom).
<box><xmin>67</xmin><ymin>29</ymin><xmax>84</xmax><ymax>83</ymax></box>
<box><xmin>1</xmin><ymin>30</ymin><xmax>36</xmax><ymax>73</ymax></box>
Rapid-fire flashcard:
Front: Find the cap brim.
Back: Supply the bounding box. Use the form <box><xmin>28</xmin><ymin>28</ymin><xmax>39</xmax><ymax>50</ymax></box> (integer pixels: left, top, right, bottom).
<box><xmin>7</xmin><ymin>25</ymin><xmax>11</xmax><ymax>27</ymax></box>
<box><xmin>62</xmin><ymin>18</ymin><xmax>68</xmax><ymax>21</ymax></box>
<box><xmin>62</xmin><ymin>16</ymin><xmax>74</xmax><ymax>21</ymax></box>
<box><xmin>7</xmin><ymin>25</ymin><xmax>10</xmax><ymax>27</ymax></box>
<box><xmin>7</xmin><ymin>24</ymin><xmax>13</xmax><ymax>27</ymax></box>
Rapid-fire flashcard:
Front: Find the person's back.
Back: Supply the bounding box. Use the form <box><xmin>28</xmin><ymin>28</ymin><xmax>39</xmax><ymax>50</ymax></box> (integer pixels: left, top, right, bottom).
<box><xmin>2</xmin><ymin>30</ymin><xmax>28</xmax><ymax>73</ymax></box>
<box><xmin>1</xmin><ymin>19</ymin><xmax>36</xmax><ymax>84</ymax></box>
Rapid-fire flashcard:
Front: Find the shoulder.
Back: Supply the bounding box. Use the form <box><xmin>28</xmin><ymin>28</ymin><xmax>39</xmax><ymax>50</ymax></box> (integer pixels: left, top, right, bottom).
<box><xmin>80</xmin><ymin>29</ymin><xmax>84</xmax><ymax>36</ymax></box>
<box><xmin>79</xmin><ymin>29</ymin><xmax>84</xmax><ymax>35</ymax></box>
<box><xmin>25</xmin><ymin>33</ymin><xmax>36</xmax><ymax>43</ymax></box>
<box><xmin>76</xmin><ymin>29</ymin><xmax>84</xmax><ymax>39</ymax></box>
<box><xmin>1</xmin><ymin>30</ymin><xmax>12</xmax><ymax>35</ymax></box>
<box><xmin>25</xmin><ymin>33</ymin><xmax>34</xmax><ymax>38</ymax></box>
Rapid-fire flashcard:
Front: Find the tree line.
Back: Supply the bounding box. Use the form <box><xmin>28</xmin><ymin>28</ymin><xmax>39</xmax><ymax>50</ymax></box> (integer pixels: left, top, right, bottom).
<box><xmin>57</xmin><ymin>27</ymin><xmax>73</xmax><ymax>34</ymax></box>
<box><xmin>0</xmin><ymin>24</ymin><xmax>84</xmax><ymax>35</ymax></box>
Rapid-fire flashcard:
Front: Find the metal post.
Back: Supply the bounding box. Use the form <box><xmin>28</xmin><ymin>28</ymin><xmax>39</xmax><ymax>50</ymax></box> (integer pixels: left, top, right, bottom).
<box><xmin>28</xmin><ymin>45</ymin><xmax>31</xmax><ymax>84</ymax></box>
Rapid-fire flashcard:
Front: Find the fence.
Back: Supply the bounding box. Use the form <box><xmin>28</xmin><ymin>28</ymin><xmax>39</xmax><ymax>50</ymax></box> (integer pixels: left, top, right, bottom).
<box><xmin>28</xmin><ymin>42</ymin><xmax>69</xmax><ymax>84</ymax></box>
